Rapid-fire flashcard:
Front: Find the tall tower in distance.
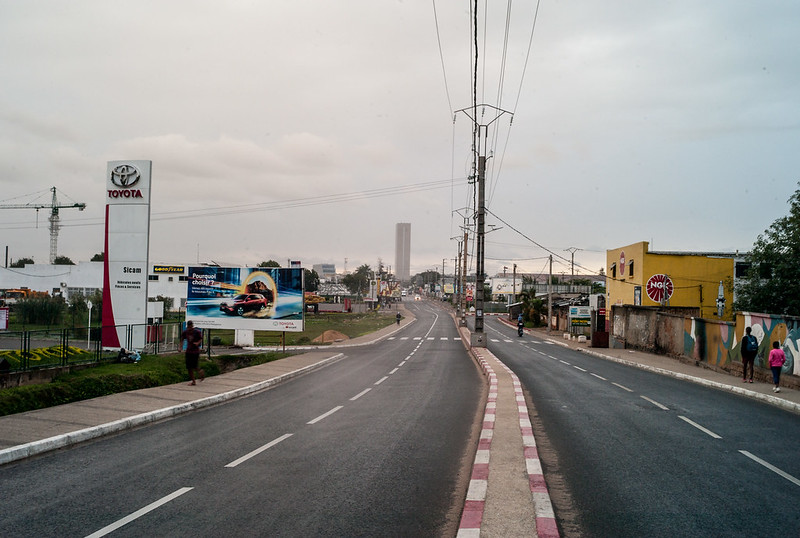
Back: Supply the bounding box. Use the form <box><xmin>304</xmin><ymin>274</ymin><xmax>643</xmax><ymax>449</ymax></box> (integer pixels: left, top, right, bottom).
<box><xmin>395</xmin><ymin>223</ymin><xmax>411</xmax><ymax>282</ymax></box>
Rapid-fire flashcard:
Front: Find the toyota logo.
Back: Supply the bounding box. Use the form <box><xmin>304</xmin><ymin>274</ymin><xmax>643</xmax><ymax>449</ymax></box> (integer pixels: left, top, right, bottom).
<box><xmin>110</xmin><ymin>164</ymin><xmax>141</xmax><ymax>188</ymax></box>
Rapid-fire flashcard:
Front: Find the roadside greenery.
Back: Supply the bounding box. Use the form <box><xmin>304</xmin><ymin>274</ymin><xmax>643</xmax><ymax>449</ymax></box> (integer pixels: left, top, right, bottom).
<box><xmin>735</xmin><ymin>182</ymin><xmax>800</xmax><ymax>316</ymax></box>
<box><xmin>0</xmin><ymin>351</ymin><xmax>287</xmax><ymax>416</ymax></box>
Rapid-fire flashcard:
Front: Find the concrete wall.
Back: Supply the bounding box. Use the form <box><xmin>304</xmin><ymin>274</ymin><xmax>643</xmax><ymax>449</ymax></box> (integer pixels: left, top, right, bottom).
<box><xmin>611</xmin><ymin>305</ymin><xmax>799</xmax><ymax>387</ymax></box>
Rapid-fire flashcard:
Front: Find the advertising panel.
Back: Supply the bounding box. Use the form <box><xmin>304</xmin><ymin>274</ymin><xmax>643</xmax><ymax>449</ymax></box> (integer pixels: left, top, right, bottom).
<box><xmin>186</xmin><ymin>267</ymin><xmax>304</xmax><ymax>331</ymax></box>
<box><xmin>570</xmin><ymin>305</ymin><xmax>591</xmax><ymax>327</ymax></box>
<box><xmin>491</xmin><ymin>277</ymin><xmax>518</xmax><ymax>296</ymax></box>
<box><xmin>102</xmin><ymin>160</ymin><xmax>152</xmax><ymax>348</ymax></box>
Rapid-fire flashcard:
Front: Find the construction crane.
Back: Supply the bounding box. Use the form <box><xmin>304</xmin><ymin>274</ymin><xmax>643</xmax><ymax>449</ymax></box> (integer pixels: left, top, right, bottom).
<box><xmin>0</xmin><ymin>186</ymin><xmax>86</xmax><ymax>264</ymax></box>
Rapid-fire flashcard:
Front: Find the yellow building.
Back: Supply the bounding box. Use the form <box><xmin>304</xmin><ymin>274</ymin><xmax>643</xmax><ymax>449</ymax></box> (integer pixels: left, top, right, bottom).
<box><xmin>606</xmin><ymin>241</ymin><xmax>735</xmax><ymax>320</ymax></box>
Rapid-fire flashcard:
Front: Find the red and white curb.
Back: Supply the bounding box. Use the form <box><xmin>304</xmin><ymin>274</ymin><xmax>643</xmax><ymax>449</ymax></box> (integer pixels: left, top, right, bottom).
<box><xmin>496</xmin><ymin>361</ymin><xmax>559</xmax><ymax>538</ymax></box>
<box><xmin>458</xmin><ymin>348</ymin><xmax>559</xmax><ymax>538</ymax></box>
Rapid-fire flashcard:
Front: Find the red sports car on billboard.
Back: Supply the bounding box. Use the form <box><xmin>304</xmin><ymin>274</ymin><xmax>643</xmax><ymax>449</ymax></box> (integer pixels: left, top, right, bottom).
<box><xmin>220</xmin><ymin>293</ymin><xmax>269</xmax><ymax>316</ymax></box>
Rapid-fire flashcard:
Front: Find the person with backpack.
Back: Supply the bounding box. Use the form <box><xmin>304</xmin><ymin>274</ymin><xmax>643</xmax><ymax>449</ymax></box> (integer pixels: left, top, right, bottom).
<box><xmin>741</xmin><ymin>327</ymin><xmax>759</xmax><ymax>383</ymax></box>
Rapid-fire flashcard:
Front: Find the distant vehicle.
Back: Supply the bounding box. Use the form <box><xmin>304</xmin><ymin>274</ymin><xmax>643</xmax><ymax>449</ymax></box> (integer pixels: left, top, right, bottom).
<box><xmin>401</xmin><ymin>290</ymin><xmax>407</xmax><ymax>297</ymax></box>
<box><xmin>0</xmin><ymin>288</ymin><xmax>48</xmax><ymax>307</ymax></box>
<box><xmin>414</xmin><ymin>295</ymin><xmax>421</xmax><ymax>301</ymax></box>
<box><xmin>220</xmin><ymin>293</ymin><xmax>269</xmax><ymax>316</ymax></box>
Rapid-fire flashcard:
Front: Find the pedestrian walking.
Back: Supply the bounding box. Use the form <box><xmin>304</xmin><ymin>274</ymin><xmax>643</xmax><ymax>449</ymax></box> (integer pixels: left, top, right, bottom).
<box><xmin>741</xmin><ymin>327</ymin><xmax>759</xmax><ymax>383</ymax></box>
<box><xmin>181</xmin><ymin>320</ymin><xmax>205</xmax><ymax>386</ymax></box>
<box><xmin>396</xmin><ymin>312</ymin><xmax>401</xmax><ymax>325</ymax></box>
<box><xmin>768</xmin><ymin>341</ymin><xmax>786</xmax><ymax>393</ymax></box>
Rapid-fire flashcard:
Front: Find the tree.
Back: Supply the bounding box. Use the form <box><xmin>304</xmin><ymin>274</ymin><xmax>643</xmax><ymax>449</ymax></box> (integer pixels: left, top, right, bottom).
<box><xmin>257</xmin><ymin>260</ymin><xmax>281</xmax><ymax>268</ymax></box>
<box><xmin>90</xmin><ymin>252</ymin><xmax>104</xmax><ymax>262</ymax></box>
<box><xmin>53</xmin><ymin>256</ymin><xmax>75</xmax><ymax>265</ymax></box>
<box><xmin>304</xmin><ymin>269</ymin><xmax>320</xmax><ymax>292</ymax></box>
<box><xmin>735</xmin><ymin>182</ymin><xmax>800</xmax><ymax>316</ymax></box>
<box><xmin>16</xmin><ymin>295</ymin><xmax>66</xmax><ymax>326</ymax></box>
<box><xmin>10</xmin><ymin>257</ymin><xmax>33</xmax><ymax>268</ymax></box>
<box><xmin>342</xmin><ymin>264</ymin><xmax>371</xmax><ymax>295</ymax></box>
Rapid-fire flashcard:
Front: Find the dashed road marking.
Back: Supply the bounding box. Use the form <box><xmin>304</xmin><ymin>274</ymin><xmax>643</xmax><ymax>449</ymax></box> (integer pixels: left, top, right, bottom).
<box><xmin>678</xmin><ymin>416</ymin><xmax>721</xmax><ymax>439</ymax></box>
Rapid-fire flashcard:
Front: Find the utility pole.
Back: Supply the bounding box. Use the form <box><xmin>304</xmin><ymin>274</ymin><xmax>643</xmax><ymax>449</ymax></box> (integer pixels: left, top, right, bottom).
<box><xmin>513</xmin><ymin>263</ymin><xmax>517</xmax><ymax>304</ymax></box>
<box><xmin>547</xmin><ymin>255</ymin><xmax>553</xmax><ymax>334</ymax></box>
<box><xmin>456</xmin><ymin>105</ymin><xmax>511</xmax><ymax>347</ymax></box>
<box><xmin>462</xmin><ymin>230</ymin><xmax>468</xmax><ymax>326</ymax></box>
<box><xmin>565</xmin><ymin>247</ymin><xmax>582</xmax><ymax>293</ymax></box>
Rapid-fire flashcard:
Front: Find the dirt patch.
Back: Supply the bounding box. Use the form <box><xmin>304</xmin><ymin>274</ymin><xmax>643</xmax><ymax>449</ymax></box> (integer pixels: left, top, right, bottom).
<box><xmin>312</xmin><ymin>330</ymin><xmax>350</xmax><ymax>344</ymax></box>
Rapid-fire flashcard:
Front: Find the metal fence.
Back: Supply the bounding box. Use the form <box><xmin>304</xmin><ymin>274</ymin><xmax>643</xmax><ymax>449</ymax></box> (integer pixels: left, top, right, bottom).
<box><xmin>0</xmin><ymin>322</ymin><xmax>184</xmax><ymax>374</ymax></box>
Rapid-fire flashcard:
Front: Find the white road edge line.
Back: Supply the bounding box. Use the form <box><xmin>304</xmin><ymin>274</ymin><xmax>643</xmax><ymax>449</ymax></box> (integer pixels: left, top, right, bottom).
<box><xmin>225</xmin><ymin>433</ymin><xmax>293</xmax><ymax>468</ymax></box>
<box><xmin>678</xmin><ymin>416</ymin><xmax>722</xmax><ymax>439</ymax></box>
<box><xmin>739</xmin><ymin>450</ymin><xmax>800</xmax><ymax>487</ymax></box>
<box><xmin>640</xmin><ymin>395</ymin><xmax>669</xmax><ymax>410</ymax></box>
<box><xmin>612</xmin><ymin>382</ymin><xmax>634</xmax><ymax>393</ymax></box>
<box><xmin>350</xmin><ymin>388</ymin><xmax>372</xmax><ymax>401</ymax></box>
<box><xmin>307</xmin><ymin>406</ymin><xmax>344</xmax><ymax>425</ymax></box>
<box><xmin>84</xmin><ymin>486</ymin><xmax>194</xmax><ymax>538</ymax></box>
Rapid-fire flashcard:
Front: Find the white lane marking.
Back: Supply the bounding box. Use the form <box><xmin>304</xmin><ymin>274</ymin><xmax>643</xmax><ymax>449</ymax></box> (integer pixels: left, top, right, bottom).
<box><xmin>84</xmin><ymin>487</ymin><xmax>194</xmax><ymax>538</ymax></box>
<box><xmin>573</xmin><ymin>366</ymin><xmax>587</xmax><ymax>372</ymax></box>
<box><xmin>678</xmin><ymin>416</ymin><xmax>722</xmax><ymax>439</ymax></box>
<box><xmin>591</xmin><ymin>373</ymin><xmax>607</xmax><ymax>381</ymax></box>
<box><xmin>490</xmin><ymin>339</ymin><xmax>500</xmax><ymax>343</ymax></box>
<box><xmin>398</xmin><ymin>361</ymin><xmax>406</xmax><ymax>367</ymax></box>
<box><xmin>375</xmin><ymin>376</ymin><xmax>389</xmax><ymax>385</ymax></box>
<box><xmin>350</xmin><ymin>388</ymin><xmax>372</xmax><ymax>401</ymax></box>
<box><xmin>400</xmin><ymin>337</ymin><xmax>409</xmax><ymax>340</ymax></box>
<box><xmin>547</xmin><ymin>355</ymin><xmax>558</xmax><ymax>360</ymax></box>
<box><xmin>389</xmin><ymin>368</ymin><xmax>399</xmax><ymax>374</ymax></box>
<box><xmin>559</xmin><ymin>360</ymin><xmax>570</xmax><ymax>365</ymax></box>
<box><xmin>739</xmin><ymin>450</ymin><xmax>800</xmax><ymax>487</ymax></box>
<box><xmin>225</xmin><ymin>434</ymin><xmax>293</xmax><ymax>468</ymax></box>
<box><xmin>640</xmin><ymin>395</ymin><xmax>669</xmax><ymax>410</ymax></box>
<box><xmin>413</xmin><ymin>337</ymin><xmax>421</xmax><ymax>340</ymax></box>
<box><xmin>612</xmin><ymin>382</ymin><xmax>634</xmax><ymax>393</ymax></box>
<box><xmin>307</xmin><ymin>406</ymin><xmax>344</xmax><ymax>425</ymax></box>
<box><xmin>427</xmin><ymin>337</ymin><xmax>435</xmax><ymax>340</ymax></box>
<box><xmin>387</xmin><ymin>337</ymin><xmax>396</xmax><ymax>340</ymax></box>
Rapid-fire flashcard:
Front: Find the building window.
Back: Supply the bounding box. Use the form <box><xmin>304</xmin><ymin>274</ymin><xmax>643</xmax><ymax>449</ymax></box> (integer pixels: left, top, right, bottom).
<box><xmin>148</xmin><ymin>275</ymin><xmax>158</xmax><ymax>281</ymax></box>
<box><xmin>168</xmin><ymin>276</ymin><xmax>174</xmax><ymax>282</ymax></box>
<box><xmin>628</xmin><ymin>260</ymin><xmax>634</xmax><ymax>277</ymax></box>
<box><xmin>179</xmin><ymin>275</ymin><xmax>188</xmax><ymax>282</ymax></box>
<box><xmin>610</xmin><ymin>263</ymin><xmax>616</xmax><ymax>278</ymax></box>
<box><xmin>735</xmin><ymin>262</ymin><xmax>751</xmax><ymax>278</ymax></box>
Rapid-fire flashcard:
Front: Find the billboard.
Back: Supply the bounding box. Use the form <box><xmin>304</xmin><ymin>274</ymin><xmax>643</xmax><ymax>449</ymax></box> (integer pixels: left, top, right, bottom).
<box><xmin>186</xmin><ymin>267</ymin><xmax>304</xmax><ymax>331</ymax></box>
<box><xmin>102</xmin><ymin>160</ymin><xmax>152</xmax><ymax>348</ymax></box>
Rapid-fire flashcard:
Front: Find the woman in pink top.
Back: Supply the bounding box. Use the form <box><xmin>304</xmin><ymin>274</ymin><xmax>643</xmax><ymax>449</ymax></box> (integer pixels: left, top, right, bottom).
<box><xmin>768</xmin><ymin>341</ymin><xmax>787</xmax><ymax>393</ymax></box>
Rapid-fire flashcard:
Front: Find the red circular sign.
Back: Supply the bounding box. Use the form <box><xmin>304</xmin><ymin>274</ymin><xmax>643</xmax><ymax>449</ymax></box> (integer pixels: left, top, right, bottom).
<box><xmin>619</xmin><ymin>251</ymin><xmax>626</xmax><ymax>276</ymax></box>
<box><xmin>646</xmin><ymin>274</ymin><xmax>673</xmax><ymax>303</ymax></box>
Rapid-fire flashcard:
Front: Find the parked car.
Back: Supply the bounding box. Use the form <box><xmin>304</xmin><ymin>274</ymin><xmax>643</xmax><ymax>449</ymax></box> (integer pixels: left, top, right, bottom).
<box><xmin>220</xmin><ymin>293</ymin><xmax>269</xmax><ymax>316</ymax></box>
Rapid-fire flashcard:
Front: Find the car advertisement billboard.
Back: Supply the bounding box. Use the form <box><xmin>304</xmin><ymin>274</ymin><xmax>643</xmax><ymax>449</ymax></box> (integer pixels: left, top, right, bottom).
<box><xmin>186</xmin><ymin>267</ymin><xmax>304</xmax><ymax>331</ymax></box>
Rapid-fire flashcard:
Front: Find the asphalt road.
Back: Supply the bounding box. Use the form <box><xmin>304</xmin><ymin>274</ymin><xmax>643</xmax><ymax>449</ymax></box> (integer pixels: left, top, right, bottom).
<box><xmin>483</xmin><ymin>317</ymin><xmax>800</xmax><ymax>537</ymax></box>
<box><xmin>0</xmin><ymin>301</ymin><xmax>483</xmax><ymax>537</ymax></box>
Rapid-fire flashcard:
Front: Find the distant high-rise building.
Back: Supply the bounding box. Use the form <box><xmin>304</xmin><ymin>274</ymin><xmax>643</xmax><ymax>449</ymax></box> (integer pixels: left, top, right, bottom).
<box><xmin>395</xmin><ymin>223</ymin><xmax>411</xmax><ymax>282</ymax></box>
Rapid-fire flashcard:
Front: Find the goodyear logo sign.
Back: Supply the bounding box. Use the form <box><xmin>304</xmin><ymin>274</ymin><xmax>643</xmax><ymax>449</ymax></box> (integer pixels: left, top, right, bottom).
<box><xmin>153</xmin><ymin>265</ymin><xmax>185</xmax><ymax>274</ymax></box>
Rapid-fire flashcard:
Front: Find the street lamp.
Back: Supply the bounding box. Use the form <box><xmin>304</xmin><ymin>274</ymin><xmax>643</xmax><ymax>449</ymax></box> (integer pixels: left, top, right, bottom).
<box><xmin>86</xmin><ymin>300</ymin><xmax>93</xmax><ymax>350</ymax></box>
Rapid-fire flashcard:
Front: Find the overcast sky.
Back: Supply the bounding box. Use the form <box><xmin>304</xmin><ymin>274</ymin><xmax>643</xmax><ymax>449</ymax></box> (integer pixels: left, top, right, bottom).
<box><xmin>1</xmin><ymin>1</ymin><xmax>798</xmax><ymax>280</ymax></box>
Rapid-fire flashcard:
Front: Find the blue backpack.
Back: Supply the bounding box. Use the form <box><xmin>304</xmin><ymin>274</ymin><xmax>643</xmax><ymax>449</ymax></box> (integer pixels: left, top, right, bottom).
<box><xmin>745</xmin><ymin>335</ymin><xmax>759</xmax><ymax>353</ymax></box>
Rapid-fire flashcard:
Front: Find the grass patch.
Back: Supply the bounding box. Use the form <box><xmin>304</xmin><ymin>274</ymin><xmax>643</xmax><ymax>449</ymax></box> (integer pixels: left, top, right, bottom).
<box><xmin>208</xmin><ymin>310</ymin><xmax>399</xmax><ymax>346</ymax></box>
